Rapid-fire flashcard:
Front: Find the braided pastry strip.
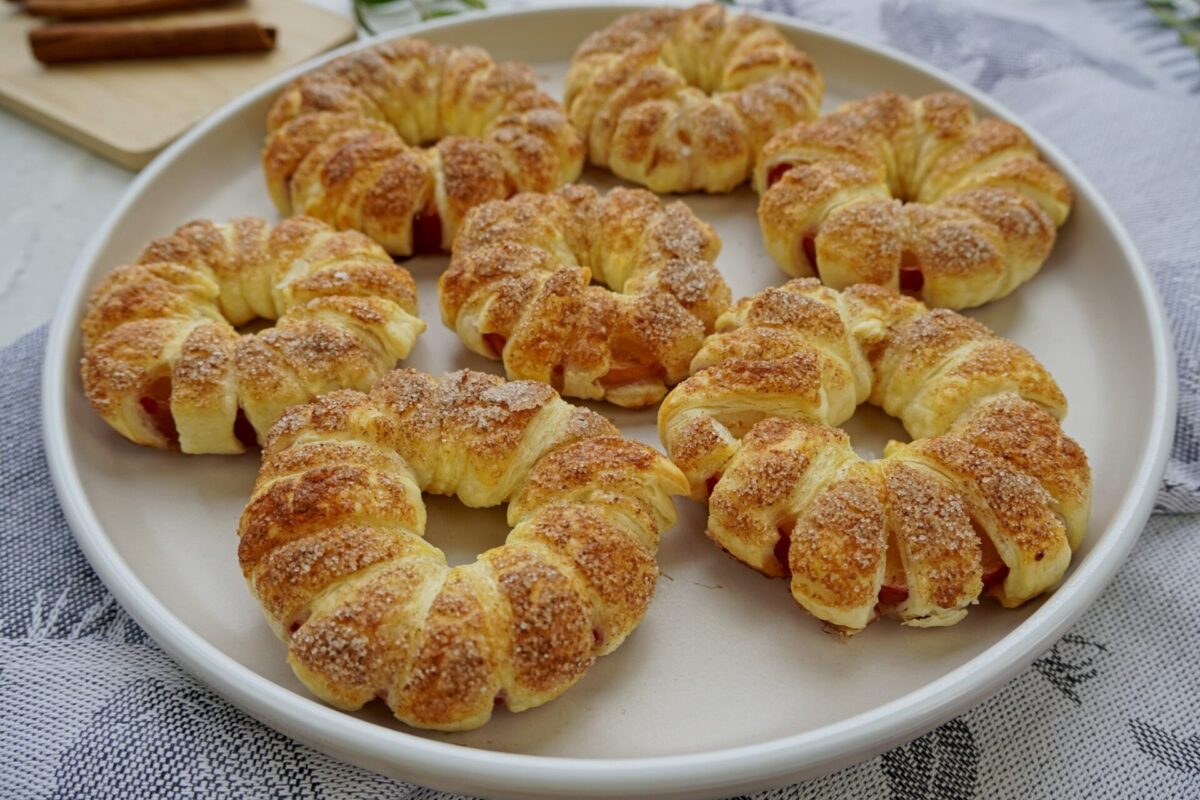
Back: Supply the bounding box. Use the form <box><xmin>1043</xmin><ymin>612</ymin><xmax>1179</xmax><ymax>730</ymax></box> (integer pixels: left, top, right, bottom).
<box><xmin>659</xmin><ymin>280</ymin><xmax>1090</xmax><ymax>632</ymax></box>
<box><xmin>565</xmin><ymin>3</ymin><xmax>824</xmax><ymax>193</ymax></box>
<box><xmin>239</xmin><ymin>368</ymin><xmax>688</xmax><ymax>731</ymax></box>
<box><xmin>439</xmin><ymin>185</ymin><xmax>732</xmax><ymax>408</ymax></box>
<box><xmin>81</xmin><ymin>216</ymin><xmax>424</xmax><ymax>454</ymax></box>
<box><xmin>264</xmin><ymin>38</ymin><xmax>584</xmax><ymax>256</ymax></box>
<box><xmin>755</xmin><ymin>92</ymin><xmax>1073</xmax><ymax>309</ymax></box>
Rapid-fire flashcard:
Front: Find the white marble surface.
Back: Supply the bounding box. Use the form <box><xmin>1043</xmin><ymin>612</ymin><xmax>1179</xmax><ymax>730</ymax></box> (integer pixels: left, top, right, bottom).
<box><xmin>0</xmin><ymin>111</ymin><xmax>133</xmax><ymax>346</ymax></box>
<box><xmin>0</xmin><ymin>0</ymin><xmax>360</xmax><ymax>347</ymax></box>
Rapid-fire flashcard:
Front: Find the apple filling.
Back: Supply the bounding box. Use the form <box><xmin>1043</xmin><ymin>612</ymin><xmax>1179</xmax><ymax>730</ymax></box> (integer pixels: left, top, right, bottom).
<box><xmin>138</xmin><ymin>375</ymin><xmax>178</xmax><ymax>446</ymax></box>
<box><xmin>766</xmin><ymin>162</ymin><xmax>794</xmax><ymax>188</ymax></box>
<box><xmin>284</xmin><ymin>608</ymin><xmax>311</xmax><ymax>638</ymax></box>
<box><xmin>234</xmin><ymin>408</ymin><xmax>259</xmax><ymax>450</ymax></box>
<box><xmin>598</xmin><ymin>359</ymin><xmax>666</xmax><ymax>390</ymax></box>
<box><xmin>979</xmin><ymin>532</ymin><xmax>1009</xmax><ymax>590</ymax></box>
<box><xmin>899</xmin><ymin>250</ymin><xmax>923</xmax><ymax>294</ymax></box>
<box><xmin>412</xmin><ymin>209</ymin><xmax>442</xmax><ymax>255</ymax></box>
<box><xmin>800</xmin><ymin>232</ymin><xmax>820</xmax><ymax>278</ymax></box>
<box><xmin>483</xmin><ymin>333</ymin><xmax>506</xmax><ymax>358</ymax></box>
<box><xmin>877</xmin><ymin>535</ymin><xmax>908</xmax><ymax>611</ymax></box>
<box><xmin>773</xmin><ymin>517</ymin><xmax>796</xmax><ymax>576</ymax></box>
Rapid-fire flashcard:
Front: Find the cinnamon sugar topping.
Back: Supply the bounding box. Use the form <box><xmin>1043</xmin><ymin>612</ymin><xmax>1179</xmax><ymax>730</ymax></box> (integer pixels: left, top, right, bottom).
<box><xmin>658</xmin><ymin>280</ymin><xmax>1088</xmax><ymax>632</ymax></box>
<box><xmin>80</xmin><ymin>216</ymin><xmax>423</xmax><ymax>454</ymax></box>
<box><xmin>440</xmin><ymin>185</ymin><xmax>730</xmax><ymax>408</ymax></box>
<box><xmin>238</xmin><ymin>368</ymin><xmax>687</xmax><ymax>731</ymax></box>
<box><xmin>756</xmin><ymin>90</ymin><xmax>1071</xmax><ymax>308</ymax></box>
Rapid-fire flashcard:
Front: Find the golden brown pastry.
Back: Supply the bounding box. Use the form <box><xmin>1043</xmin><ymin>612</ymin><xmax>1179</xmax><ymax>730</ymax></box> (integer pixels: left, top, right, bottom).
<box><xmin>439</xmin><ymin>185</ymin><xmax>732</xmax><ymax>408</ymax></box>
<box><xmin>263</xmin><ymin>38</ymin><xmax>584</xmax><ymax>256</ymax></box>
<box><xmin>755</xmin><ymin>92</ymin><xmax>1073</xmax><ymax>308</ymax></box>
<box><xmin>659</xmin><ymin>280</ymin><xmax>1090</xmax><ymax>632</ymax></box>
<box><xmin>80</xmin><ymin>216</ymin><xmax>424</xmax><ymax>454</ymax></box>
<box><xmin>564</xmin><ymin>3</ymin><xmax>823</xmax><ymax>193</ymax></box>
<box><xmin>238</xmin><ymin>368</ymin><xmax>688</xmax><ymax>731</ymax></box>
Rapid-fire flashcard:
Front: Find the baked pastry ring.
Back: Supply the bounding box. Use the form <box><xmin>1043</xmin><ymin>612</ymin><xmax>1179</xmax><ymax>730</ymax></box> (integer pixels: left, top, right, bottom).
<box><xmin>755</xmin><ymin>91</ymin><xmax>1073</xmax><ymax>309</ymax></box>
<box><xmin>80</xmin><ymin>216</ymin><xmax>424</xmax><ymax>454</ymax></box>
<box><xmin>263</xmin><ymin>38</ymin><xmax>584</xmax><ymax>256</ymax></box>
<box><xmin>238</xmin><ymin>368</ymin><xmax>688</xmax><ymax>731</ymax></box>
<box><xmin>564</xmin><ymin>3</ymin><xmax>824</xmax><ymax>193</ymax></box>
<box><xmin>658</xmin><ymin>279</ymin><xmax>1090</xmax><ymax>632</ymax></box>
<box><xmin>439</xmin><ymin>185</ymin><xmax>732</xmax><ymax>408</ymax></box>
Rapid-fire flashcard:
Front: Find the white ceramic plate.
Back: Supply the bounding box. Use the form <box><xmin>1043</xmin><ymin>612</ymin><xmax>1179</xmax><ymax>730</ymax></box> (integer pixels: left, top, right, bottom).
<box><xmin>42</xmin><ymin>5</ymin><xmax>1175</xmax><ymax>799</ymax></box>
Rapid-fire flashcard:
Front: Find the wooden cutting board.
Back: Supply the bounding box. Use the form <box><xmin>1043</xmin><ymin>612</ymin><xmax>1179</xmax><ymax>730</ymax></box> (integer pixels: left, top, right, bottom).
<box><xmin>0</xmin><ymin>0</ymin><xmax>356</xmax><ymax>168</ymax></box>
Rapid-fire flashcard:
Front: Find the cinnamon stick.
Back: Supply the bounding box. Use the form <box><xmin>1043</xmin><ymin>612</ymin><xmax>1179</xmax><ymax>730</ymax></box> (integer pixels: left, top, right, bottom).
<box><xmin>29</xmin><ymin>20</ymin><xmax>277</xmax><ymax>64</ymax></box>
<box><xmin>23</xmin><ymin>0</ymin><xmax>242</xmax><ymax>21</ymax></box>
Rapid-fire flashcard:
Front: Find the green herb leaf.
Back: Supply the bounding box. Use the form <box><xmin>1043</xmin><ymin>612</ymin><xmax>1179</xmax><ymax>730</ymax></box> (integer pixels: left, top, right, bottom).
<box><xmin>1143</xmin><ymin>0</ymin><xmax>1200</xmax><ymax>61</ymax></box>
<box><xmin>353</xmin><ymin>0</ymin><xmax>488</xmax><ymax>32</ymax></box>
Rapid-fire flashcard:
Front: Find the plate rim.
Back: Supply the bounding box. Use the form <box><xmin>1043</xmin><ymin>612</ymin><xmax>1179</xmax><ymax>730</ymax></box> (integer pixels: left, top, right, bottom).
<box><xmin>41</xmin><ymin>4</ymin><xmax>1178</xmax><ymax>796</ymax></box>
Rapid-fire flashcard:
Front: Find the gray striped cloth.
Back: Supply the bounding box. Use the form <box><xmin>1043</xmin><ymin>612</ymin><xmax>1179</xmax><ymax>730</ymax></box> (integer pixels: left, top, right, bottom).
<box><xmin>2</xmin><ymin>0</ymin><xmax>1198</xmax><ymax>796</ymax></box>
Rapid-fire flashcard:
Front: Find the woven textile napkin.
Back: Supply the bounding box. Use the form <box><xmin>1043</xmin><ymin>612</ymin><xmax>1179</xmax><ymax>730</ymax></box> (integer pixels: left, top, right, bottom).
<box><xmin>2</xmin><ymin>0</ymin><xmax>1198</xmax><ymax>797</ymax></box>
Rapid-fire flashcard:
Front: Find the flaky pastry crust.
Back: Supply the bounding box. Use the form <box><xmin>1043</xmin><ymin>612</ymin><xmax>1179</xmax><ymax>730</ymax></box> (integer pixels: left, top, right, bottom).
<box><xmin>565</xmin><ymin>3</ymin><xmax>823</xmax><ymax>193</ymax></box>
<box><xmin>80</xmin><ymin>216</ymin><xmax>424</xmax><ymax>453</ymax></box>
<box><xmin>264</xmin><ymin>38</ymin><xmax>584</xmax><ymax>256</ymax></box>
<box><xmin>238</xmin><ymin>368</ymin><xmax>688</xmax><ymax>730</ymax></box>
<box><xmin>659</xmin><ymin>280</ymin><xmax>1090</xmax><ymax>632</ymax></box>
<box><xmin>439</xmin><ymin>185</ymin><xmax>732</xmax><ymax>408</ymax></box>
<box><xmin>755</xmin><ymin>92</ymin><xmax>1073</xmax><ymax>308</ymax></box>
